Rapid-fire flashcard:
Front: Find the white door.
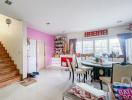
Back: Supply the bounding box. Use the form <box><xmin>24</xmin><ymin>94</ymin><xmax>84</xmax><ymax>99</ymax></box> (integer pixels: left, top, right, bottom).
<box><xmin>37</xmin><ymin>40</ymin><xmax>45</xmax><ymax>71</ymax></box>
<box><xmin>27</xmin><ymin>39</ymin><xmax>37</xmax><ymax>73</ymax></box>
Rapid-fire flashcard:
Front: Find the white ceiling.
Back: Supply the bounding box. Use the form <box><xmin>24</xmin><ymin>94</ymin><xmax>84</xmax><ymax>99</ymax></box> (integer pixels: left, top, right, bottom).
<box><xmin>0</xmin><ymin>0</ymin><xmax>132</xmax><ymax>34</ymax></box>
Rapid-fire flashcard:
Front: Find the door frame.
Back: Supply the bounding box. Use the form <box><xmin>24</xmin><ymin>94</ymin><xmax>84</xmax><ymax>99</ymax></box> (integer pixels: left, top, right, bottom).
<box><xmin>36</xmin><ymin>40</ymin><xmax>45</xmax><ymax>71</ymax></box>
<box><xmin>27</xmin><ymin>38</ymin><xmax>37</xmax><ymax>73</ymax></box>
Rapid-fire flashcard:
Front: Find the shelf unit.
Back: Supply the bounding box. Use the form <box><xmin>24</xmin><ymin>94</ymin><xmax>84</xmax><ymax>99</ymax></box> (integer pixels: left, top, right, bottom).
<box><xmin>54</xmin><ymin>36</ymin><xmax>67</xmax><ymax>55</ymax></box>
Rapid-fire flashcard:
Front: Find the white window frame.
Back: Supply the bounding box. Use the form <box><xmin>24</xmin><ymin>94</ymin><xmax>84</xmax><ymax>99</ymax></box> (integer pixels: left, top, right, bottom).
<box><xmin>76</xmin><ymin>39</ymin><xmax>83</xmax><ymax>54</ymax></box>
<box><xmin>76</xmin><ymin>35</ymin><xmax>122</xmax><ymax>55</ymax></box>
<box><xmin>82</xmin><ymin>39</ymin><xmax>94</xmax><ymax>54</ymax></box>
<box><xmin>108</xmin><ymin>36</ymin><xmax>122</xmax><ymax>55</ymax></box>
<box><xmin>94</xmin><ymin>37</ymin><xmax>109</xmax><ymax>54</ymax></box>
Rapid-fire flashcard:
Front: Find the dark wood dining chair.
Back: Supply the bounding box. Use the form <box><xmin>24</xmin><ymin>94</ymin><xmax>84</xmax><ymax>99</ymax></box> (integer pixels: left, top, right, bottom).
<box><xmin>66</xmin><ymin>58</ymin><xmax>86</xmax><ymax>83</ymax></box>
<box><xmin>77</xmin><ymin>54</ymin><xmax>93</xmax><ymax>80</ymax></box>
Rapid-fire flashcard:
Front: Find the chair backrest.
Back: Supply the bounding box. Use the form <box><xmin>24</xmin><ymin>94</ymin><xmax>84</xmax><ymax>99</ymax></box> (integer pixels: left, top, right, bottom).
<box><xmin>71</xmin><ymin>54</ymin><xmax>80</xmax><ymax>69</ymax></box>
<box><xmin>66</xmin><ymin>58</ymin><xmax>74</xmax><ymax>72</ymax></box>
<box><xmin>76</xmin><ymin>57</ymin><xmax>82</xmax><ymax>67</ymax></box>
<box><xmin>112</xmin><ymin>57</ymin><xmax>124</xmax><ymax>62</ymax></box>
<box><xmin>113</xmin><ymin>64</ymin><xmax>132</xmax><ymax>83</ymax></box>
<box><xmin>80</xmin><ymin>53</ymin><xmax>93</xmax><ymax>61</ymax></box>
<box><xmin>80</xmin><ymin>54</ymin><xmax>87</xmax><ymax>61</ymax></box>
<box><xmin>121</xmin><ymin>77</ymin><xmax>131</xmax><ymax>84</ymax></box>
<box><xmin>72</xmin><ymin>55</ymin><xmax>78</xmax><ymax>68</ymax></box>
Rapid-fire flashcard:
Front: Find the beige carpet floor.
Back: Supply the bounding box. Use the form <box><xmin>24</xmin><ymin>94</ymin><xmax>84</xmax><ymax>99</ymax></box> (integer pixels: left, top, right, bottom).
<box><xmin>0</xmin><ymin>69</ymin><xmax>108</xmax><ymax>100</ymax></box>
<box><xmin>0</xmin><ymin>69</ymin><xmax>72</xmax><ymax>100</ymax></box>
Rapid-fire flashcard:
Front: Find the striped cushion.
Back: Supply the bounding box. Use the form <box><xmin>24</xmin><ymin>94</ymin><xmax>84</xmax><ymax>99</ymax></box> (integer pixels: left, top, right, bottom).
<box><xmin>112</xmin><ymin>82</ymin><xmax>132</xmax><ymax>100</ymax></box>
<box><xmin>67</xmin><ymin>86</ymin><xmax>105</xmax><ymax>100</ymax></box>
<box><xmin>118</xmin><ymin>88</ymin><xmax>132</xmax><ymax>100</ymax></box>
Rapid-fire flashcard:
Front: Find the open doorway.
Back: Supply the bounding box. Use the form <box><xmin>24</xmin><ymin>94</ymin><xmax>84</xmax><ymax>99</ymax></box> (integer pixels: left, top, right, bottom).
<box><xmin>27</xmin><ymin>38</ymin><xmax>45</xmax><ymax>76</ymax></box>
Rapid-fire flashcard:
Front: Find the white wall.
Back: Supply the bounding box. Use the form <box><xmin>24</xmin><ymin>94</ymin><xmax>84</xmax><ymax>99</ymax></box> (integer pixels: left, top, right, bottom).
<box><xmin>0</xmin><ymin>14</ymin><xmax>27</xmax><ymax>78</ymax></box>
<box><xmin>67</xmin><ymin>25</ymin><xmax>131</xmax><ymax>40</ymax></box>
<box><xmin>22</xmin><ymin>23</ymin><xmax>27</xmax><ymax>78</ymax></box>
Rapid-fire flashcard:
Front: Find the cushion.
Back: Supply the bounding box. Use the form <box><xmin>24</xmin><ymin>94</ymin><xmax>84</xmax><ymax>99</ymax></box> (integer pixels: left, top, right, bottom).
<box><xmin>112</xmin><ymin>82</ymin><xmax>132</xmax><ymax>100</ymax></box>
<box><xmin>62</xmin><ymin>62</ymin><xmax>67</xmax><ymax>67</ymax></box>
<box><xmin>67</xmin><ymin>85</ymin><xmax>105</xmax><ymax>100</ymax></box>
<box><xmin>118</xmin><ymin>88</ymin><xmax>132</xmax><ymax>100</ymax></box>
<box><xmin>100</xmin><ymin>77</ymin><xmax>111</xmax><ymax>83</ymax></box>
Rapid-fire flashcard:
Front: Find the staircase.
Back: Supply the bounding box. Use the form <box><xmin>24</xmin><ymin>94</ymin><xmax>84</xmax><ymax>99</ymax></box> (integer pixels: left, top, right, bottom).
<box><xmin>0</xmin><ymin>42</ymin><xmax>21</xmax><ymax>88</ymax></box>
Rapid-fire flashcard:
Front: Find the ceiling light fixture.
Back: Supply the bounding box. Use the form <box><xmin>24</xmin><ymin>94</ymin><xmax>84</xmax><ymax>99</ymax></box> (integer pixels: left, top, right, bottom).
<box><xmin>117</xmin><ymin>20</ymin><xmax>123</xmax><ymax>23</ymax></box>
<box><xmin>62</xmin><ymin>30</ymin><xmax>66</xmax><ymax>33</ymax></box>
<box><xmin>46</xmin><ymin>22</ymin><xmax>50</xmax><ymax>25</ymax></box>
<box><xmin>5</xmin><ymin>0</ymin><xmax>12</xmax><ymax>5</ymax></box>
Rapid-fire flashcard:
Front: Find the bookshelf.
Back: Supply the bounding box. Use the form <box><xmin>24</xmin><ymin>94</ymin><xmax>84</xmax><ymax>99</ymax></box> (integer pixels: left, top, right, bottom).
<box><xmin>54</xmin><ymin>36</ymin><xmax>67</xmax><ymax>55</ymax></box>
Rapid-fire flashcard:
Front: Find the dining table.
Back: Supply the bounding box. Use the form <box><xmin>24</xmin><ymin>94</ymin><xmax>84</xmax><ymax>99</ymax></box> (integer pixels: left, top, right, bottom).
<box><xmin>81</xmin><ymin>60</ymin><xmax>120</xmax><ymax>82</ymax></box>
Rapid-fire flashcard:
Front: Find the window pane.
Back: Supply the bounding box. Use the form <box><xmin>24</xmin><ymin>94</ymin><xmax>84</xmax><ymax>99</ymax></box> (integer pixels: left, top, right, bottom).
<box><xmin>95</xmin><ymin>39</ymin><xmax>108</xmax><ymax>55</ymax></box>
<box><xmin>83</xmin><ymin>40</ymin><xmax>94</xmax><ymax>54</ymax></box>
<box><xmin>76</xmin><ymin>41</ymin><xmax>82</xmax><ymax>53</ymax></box>
<box><xmin>109</xmin><ymin>38</ymin><xmax>122</xmax><ymax>55</ymax></box>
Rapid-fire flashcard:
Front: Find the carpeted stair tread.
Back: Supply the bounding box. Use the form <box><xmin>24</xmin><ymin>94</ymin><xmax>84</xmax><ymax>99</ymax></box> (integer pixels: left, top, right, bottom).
<box><xmin>0</xmin><ymin>70</ymin><xmax>19</xmax><ymax>82</ymax></box>
<box><xmin>0</xmin><ymin>75</ymin><xmax>21</xmax><ymax>88</ymax></box>
<box><xmin>0</xmin><ymin>68</ymin><xmax>17</xmax><ymax>75</ymax></box>
<box><xmin>0</xmin><ymin>63</ymin><xmax>15</xmax><ymax>67</ymax></box>
<box><xmin>0</xmin><ymin>65</ymin><xmax>16</xmax><ymax>69</ymax></box>
<box><xmin>0</xmin><ymin>41</ymin><xmax>21</xmax><ymax>88</ymax></box>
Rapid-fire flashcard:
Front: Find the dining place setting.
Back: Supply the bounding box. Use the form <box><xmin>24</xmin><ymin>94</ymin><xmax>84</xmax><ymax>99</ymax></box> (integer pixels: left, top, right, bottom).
<box><xmin>62</xmin><ymin>33</ymin><xmax>132</xmax><ymax>100</ymax></box>
<box><xmin>81</xmin><ymin>56</ymin><xmax>120</xmax><ymax>81</ymax></box>
<box><xmin>66</xmin><ymin>53</ymin><xmax>127</xmax><ymax>88</ymax></box>
<box><xmin>63</xmin><ymin>53</ymin><xmax>132</xmax><ymax>100</ymax></box>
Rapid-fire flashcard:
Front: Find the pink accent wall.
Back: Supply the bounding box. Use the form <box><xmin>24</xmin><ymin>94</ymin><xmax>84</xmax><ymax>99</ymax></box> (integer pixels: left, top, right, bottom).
<box><xmin>27</xmin><ymin>27</ymin><xmax>55</xmax><ymax>67</ymax></box>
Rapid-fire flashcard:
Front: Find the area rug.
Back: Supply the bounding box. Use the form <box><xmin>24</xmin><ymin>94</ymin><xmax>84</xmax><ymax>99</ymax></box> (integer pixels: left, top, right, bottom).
<box><xmin>20</xmin><ymin>78</ymin><xmax>37</xmax><ymax>86</ymax></box>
